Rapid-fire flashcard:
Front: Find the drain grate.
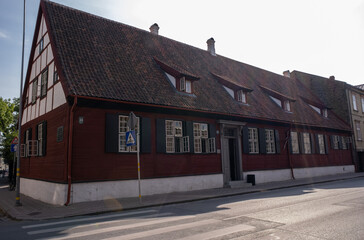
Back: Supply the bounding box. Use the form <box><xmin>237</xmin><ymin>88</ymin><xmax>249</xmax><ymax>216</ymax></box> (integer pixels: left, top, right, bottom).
<box><xmin>27</xmin><ymin>211</ymin><xmax>41</xmax><ymax>216</ymax></box>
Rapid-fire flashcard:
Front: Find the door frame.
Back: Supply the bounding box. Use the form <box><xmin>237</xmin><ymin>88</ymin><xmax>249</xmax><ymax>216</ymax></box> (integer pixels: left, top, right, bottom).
<box><xmin>218</xmin><ymin>120</ymin><xmax>246</xmax><ymax>187</ymax></box>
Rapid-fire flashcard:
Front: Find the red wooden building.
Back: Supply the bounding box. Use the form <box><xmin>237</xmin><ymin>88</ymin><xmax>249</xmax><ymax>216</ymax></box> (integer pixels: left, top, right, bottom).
<box><xmin>19</xmin><ymin>0</ymin><xmax>354</xmax><ymax>205</ymax></box>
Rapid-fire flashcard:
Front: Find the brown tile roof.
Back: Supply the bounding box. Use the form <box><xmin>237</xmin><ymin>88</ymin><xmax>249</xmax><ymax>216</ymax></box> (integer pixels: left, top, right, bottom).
<box><xmin>40</xmin><ymin>0</ymin><xmax>350</xmax><ymax>131</ymax></box>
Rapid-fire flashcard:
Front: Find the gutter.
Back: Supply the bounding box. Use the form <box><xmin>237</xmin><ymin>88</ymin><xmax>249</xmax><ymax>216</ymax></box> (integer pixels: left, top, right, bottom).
<box><xmin>65</xmin><ymin>96</ymin><xmax>77</xmax><ymax>206</ymax></box>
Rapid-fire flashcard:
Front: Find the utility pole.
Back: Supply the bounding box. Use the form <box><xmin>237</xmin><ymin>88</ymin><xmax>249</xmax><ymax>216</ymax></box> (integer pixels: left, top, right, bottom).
<box><xmin>16</xmin><ymin>0</ymin><xmax>26</xmax><ymax>206</ymax></box>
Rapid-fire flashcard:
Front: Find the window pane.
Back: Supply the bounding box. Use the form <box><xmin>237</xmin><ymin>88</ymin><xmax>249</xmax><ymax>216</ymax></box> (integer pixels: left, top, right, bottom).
<box><xmin>201</xmin><ymin>124</ymin><xmax>208</xmax><ymax>138</ymax></box>
<box><xmin>186</xmin><ymin>80</ymin><xmax>192</xmax><ymax>93</ymax></box>
<box><xmin>318</xmin><ymin>134</ymin><xmax>325</xmax><ymax>154</ymax></box>
<box><xmin>174</xmin><ymin>121</ymin><xmax>182</xmax><ymax>137</ymax></box>
<box><xmin>303</xmin><ymin>133</ymin><xmax>311</xmax><ymax>154</ymax></box>
<box><xmin>291</xmin><ymin>132</ymin><xmax>299</xmax><ymax>154</ymax></box>
<box><xmin>166</xmin><ymin>137</ymin><xmax>175</xmax><ymax>153</ymax></box>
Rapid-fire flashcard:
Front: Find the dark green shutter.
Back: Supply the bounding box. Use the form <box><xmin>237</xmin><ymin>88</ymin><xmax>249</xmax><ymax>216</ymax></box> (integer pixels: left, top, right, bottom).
<box><xmin>288</xmin><ymin>132</ymin><xmax>293</xmax><ymax>154</ymax></box>
<box><xmin>242</xmin><ymin>127</ymin><xmax>249</xmax><ymax>154</ymax></box>
<box><xmin>330</xmin><ymin>135</ymin><xmax>335</xmax><ymax>149</ymax></box>
<box><xmin>324</xmin><ymin>135</ymin><xmax>329</xmax><ymax>154</ymax></box>
<box><xmin>140</xmin><ymin>117</ymin><xmax>151</xmax><ymax>153</ymax></box>
<box><xmin>299</xmin><ymin>132</ymin><xmax>305</xmax><ymax>154</ymax></box>
<box><xmin>338</xmin><ymin>136</ymin><xmax>343</xmax><ymax>149</ymax></box>
<box><xmin>275</xmin><ymin>129</ymin><xmax>280</xmax><ymax>154</ymax></box>
<box><xmin>156</xmin><ymin>119</ymin><xmax>166</xmax><ymax>153</ymax></box>
<box><xmin>310</xmin><ymin>133</ymin><xmax>315</xmax><ymax>154</ymax></box>
<box><xmin>105</xmin><ymin>114</ymin><xmax>119</xmax><ymax>153</ymax></box>
<box><xmin>186</xmin><ymin>121</ymin><xmax>194</xmax><ymax>153</ymax></box>
<box><xmin>208</xmin><ymin>123</ymin><xmax>216</xmax><ymax>138</ymax></box>
<box><xmin>315</xmin><ymin>134</ymin><xmax>320</xmax><ymax>153</ymax></box>
<box><xmin>259</xmin><ymin>128</ymin><xmax>266</xmax><ymax>154</ymax></box>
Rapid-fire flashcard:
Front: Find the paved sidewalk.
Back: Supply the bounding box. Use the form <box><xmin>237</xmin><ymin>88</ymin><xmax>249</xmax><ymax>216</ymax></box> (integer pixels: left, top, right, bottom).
<box><xmin>1</xmin><ymin>172</ymin><xmax>364</xmax><ymax>221</ymax></box>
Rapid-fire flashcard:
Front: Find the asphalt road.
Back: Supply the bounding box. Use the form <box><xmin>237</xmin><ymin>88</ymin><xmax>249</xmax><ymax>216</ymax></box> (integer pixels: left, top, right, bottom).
<box><xmin>1</xmin><ymin>177</ymin><xmax>363</xmax><ymax>239</ymax></box>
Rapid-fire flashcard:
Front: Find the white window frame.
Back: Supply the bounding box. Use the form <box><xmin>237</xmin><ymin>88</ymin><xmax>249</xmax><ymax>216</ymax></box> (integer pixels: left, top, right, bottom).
<box><xmin>165</xmin><ymin>120</ymin><xmax>189</xmax><ymax>153</ymax></box>
<box><xmin>31</xmin><ymin>79</ymin><xmax>38</xmax><ymax>103</ymax></box>
<box><xmin>284</xmin><ymin>100</ymin><xmax>291</xmax><ymax>112</ymax></box>
<box><xmin>248</xmin><ymin>128</ymin><xmax>259</xmax><ymax>154</ymax></box>
<box><xmin>40</xmin><ymin>68</ymin><xmax>48</xmax><ymax>97</ymax></box>
<box><xmin>341</xmin><ymin>136</ymin><xmax>347</xmax><ymax>150</ymax></box>
<box><xmin>237</xmin><ymin>90</ymin><xmax>246</xmax><ymax>103</ymax></box>
<box><xmin>27</xmin><ymin>140</ymin><xmax>38</xmax><ymax>157</ymax></box>
<box><xmin>194</xmin><ymin>123</ymin><xmax>215</xmax><ymax>153</ymax></box>
<box><xmin>355</xmin><ymin>121</ymin><xmax>362</xmax><ymax>141</ymax></box>
<box><xmin>185</xmin><ymin>80</ymin><xmax>192</xmax><ymax>93</ymax></box>
<box><xmin>265</xmin><ymin>129</ymin><xmax>276</xmax><ymax>154</ymax></box>
<box><xmin>20</xmin><ymin>144</ymin><xmax>26</xmax><ymax>157</ymax></box>
<box><xmin>180</xmin><ymin>77</ymin><xmax>186</xmax><ymax>92</ymax></box>
<box><xmin>39</xmin><ymin>37</ymin><xmax>44</xmax><ymax>54</ymax></box>
<box><xmin>353</xmin><ymin>94</ymin><xmax>358</xmax><ymax>111</ymax></box>
<box><xmin>118</xmin><ymin>115</ymin><xmax>139</xmax><ymax>153</ymax></box>
<box><xmin>317</xmin><ymin>134</ymin><xmax>325</xmax><ymax>154</ymax></box>
<box><xmin>303</xmin><ymin>132</ymin><xmax>311</xmax><ymax>154</ymax></box>
<box><xmin>322</xmin><ymin>108</ymin><xmax>328</xmax><ymax>118</ymax></box>
<box><xmin>38</xmin><ymin>123</ymin><xmax>43</xmax><ymax>156</ymax></box>
<box><xmin>207</xmin><ymin>138</ymin><xmax>216</xmax><ymax>153</ymax></box>
<box><xmin>290</xmin><ymin>131</ymin><xmax>299</xmax><ymax>154</ymax></box>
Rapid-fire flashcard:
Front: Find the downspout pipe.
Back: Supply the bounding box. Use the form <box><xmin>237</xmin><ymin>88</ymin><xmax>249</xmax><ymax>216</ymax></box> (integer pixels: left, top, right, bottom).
<box><xmin>65</xmin><ymin>96</ymin><xmax>77</xmax><ymax>206</ymax></box>
<box><xmin>287</xmin><ymin>123</ymin><xmax>295</xmax><ymax>180</ymax></box>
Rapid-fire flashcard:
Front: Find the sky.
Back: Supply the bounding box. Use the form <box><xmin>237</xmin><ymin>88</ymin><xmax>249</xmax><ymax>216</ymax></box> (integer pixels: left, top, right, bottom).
<box><xmin>0</xmin><ymin>0</ymin><xmax>363</xmax><ymax>100</ymax></box>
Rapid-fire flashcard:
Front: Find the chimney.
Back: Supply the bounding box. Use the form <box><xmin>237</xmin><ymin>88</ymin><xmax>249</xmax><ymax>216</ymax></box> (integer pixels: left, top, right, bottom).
<box><xmin>329</xmin><ymin>75</ymin><xmax>335</xmax><ymax>80</ymax></box>
<box><xmin>149</xmin><ymin>23</ymin><xmax>159</xmax><ymax>35</ymax></box>
<box><xmin>283</xmin><ymin>70</ymin><xmax>291</xmax><ymax>78</ymax></box>
<box><xmin>207</xmin><ymin>38</ymin><xmax>216</xmax><ymax>56</ymax></box>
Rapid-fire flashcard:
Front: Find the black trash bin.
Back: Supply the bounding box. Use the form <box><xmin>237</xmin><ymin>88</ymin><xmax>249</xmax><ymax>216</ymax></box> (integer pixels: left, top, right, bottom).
<box><xmin>247</xmin><ymin>174</ymin><xmax>255</xmax><ymax>186</ymax></box>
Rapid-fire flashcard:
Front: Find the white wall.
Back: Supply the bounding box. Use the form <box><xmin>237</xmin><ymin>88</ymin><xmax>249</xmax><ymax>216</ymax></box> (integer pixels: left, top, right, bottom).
<box><xmin>243</xmin><ymin>165</ymin><xmax>355</xmax><ymax>184</ymax></box>
<box><xmin>20</xmin><ymin>174</ymin><xmax>223</xmax><ymax>205</ymax></box>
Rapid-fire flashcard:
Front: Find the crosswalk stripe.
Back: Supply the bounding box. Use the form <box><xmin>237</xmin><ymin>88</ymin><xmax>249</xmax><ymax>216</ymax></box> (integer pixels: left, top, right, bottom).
<box><xmin>22</xmin><ymin>209</ymin><xmax>157</xmax><ymax>229</ymax></box>
<box><xmin>102</xmin><ymin>219</ymin><xmax>221</xmax><ymax>240</ymax></box>
<box><xmin>27</xmin><ymin>212</ymin><xmax>172</xmax><ymax>235</ymax></box>
<box><xmin>39</xmin><ymin>215</ymin><xmax>196</xmax><ymax>240</ymax></box>
<box><xmin>177</xmin><ymin>224</ymin><xmax>256</xmax><ymax>240</ymax></box>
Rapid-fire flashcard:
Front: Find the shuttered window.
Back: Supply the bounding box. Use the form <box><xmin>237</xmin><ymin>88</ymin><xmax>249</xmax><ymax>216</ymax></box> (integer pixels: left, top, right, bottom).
<box><xmin>248</xmin><ymin>128</ymin><xmax>259</xmax><ymax>154</ymax></box>
<box><xmin>265</xmin><ymin>129</ymin><xmax>276</xmax><ymax>154</ymax></box>
<box><xmin>290</xmin><ymin>131</ymin><xmax>299</xmax><ymax>154</ymax></box>
<box><xmin>119</xmin><ymin>115</ymin><xmax>139</xmax><ymax>152</ymax></box>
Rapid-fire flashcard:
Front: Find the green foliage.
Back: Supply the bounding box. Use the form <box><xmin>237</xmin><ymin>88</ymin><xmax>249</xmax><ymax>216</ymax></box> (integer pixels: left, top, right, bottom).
<box><xmin>0</xmin><ymin>97</ymin><xmax>19</xmax><ymax>166</ymax></box>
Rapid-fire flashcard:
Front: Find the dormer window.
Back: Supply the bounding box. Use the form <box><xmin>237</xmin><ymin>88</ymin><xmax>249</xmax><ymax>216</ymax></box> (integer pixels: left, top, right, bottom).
<box><xmin>237</xmin><ymin>90</ymin><xmax>246</xmax><ymax>103</ymax></box>
<box><xmin>284</xmin><ymin>100</ymin><xmax>291</xmax><ymax>112</ymax></box>
<box><xmin>154</xmin><ymin>57</ymin><xmax>199</xmax><ymax>94</ymax></box>
<box><xmin>323</xmin><ymin>108</ymin><xmax>328</xmax><ymax>118</ymax></box>
<box><xmin>179</xmin><ymin>77</ymin><xmax>192</xmax><ymax>93</ymax></box>
<box><xmin>261</xmin><ymin>85</ymin><xmax>295</xmax><ymax>113</ymax></box>
<box><xmin>212</xmin><ymin>72</ymin><xmax>252</xmax><ymax>104</ymax></box>
<box><xmin>309</xmin><ymin>105</ymin><xmax>328</xmax><ymax>118</ymax></box>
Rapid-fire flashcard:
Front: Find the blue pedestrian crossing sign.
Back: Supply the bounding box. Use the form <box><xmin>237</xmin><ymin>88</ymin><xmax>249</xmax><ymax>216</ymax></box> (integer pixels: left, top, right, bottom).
<box><xmin>126</xmin><ymin>130</ymin><xmax>137</xmax><ymax>146</ymax></box>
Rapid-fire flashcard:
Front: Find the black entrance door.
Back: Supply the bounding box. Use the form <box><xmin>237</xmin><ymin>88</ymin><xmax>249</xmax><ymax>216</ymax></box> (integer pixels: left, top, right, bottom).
<box><xmin>229</xmin><ymin>138</ymin><xmax>239</xmax><ymax>181</ymax></box>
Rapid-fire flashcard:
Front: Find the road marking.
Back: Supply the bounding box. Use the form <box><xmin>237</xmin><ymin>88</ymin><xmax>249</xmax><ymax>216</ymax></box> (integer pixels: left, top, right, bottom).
<box><xmin>103</xmin><ymin>219</ymin><xmax>221</xmax><ymax>240</ymax></box>
<box><xmin>178</xmin><ymin>224</ymin><xmax>256</xmax><ymax>240</ymax></box>
<box><xmin>22</xmin><ymin>209</ymin><xmax>157</xmax><ymax>229</ymax></box>
<box><xmin>223</xmin><ymin>215</ymin><xmax>247</xmax><ymax>221</ymax></box>
<box><xmin>27</xmin><ymin>212</ymin><xmax>172</xmax><ymax>235</ymax></box>
<box><xmin>39</xmin><ymin>215</ymin><xmax>196</xmax><ymax>240</ymax></box>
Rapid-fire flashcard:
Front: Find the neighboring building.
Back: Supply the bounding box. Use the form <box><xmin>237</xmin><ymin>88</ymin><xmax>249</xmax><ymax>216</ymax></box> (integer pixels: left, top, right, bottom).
<box><xmin>19</xmin><ymin>0</ymin><xmax>354</xmax><ymax>205</ymax></box>
<box><xmin>291</xmin><ymin>71</ymin><xmax>363</xmax><ymax>171</ymax></box>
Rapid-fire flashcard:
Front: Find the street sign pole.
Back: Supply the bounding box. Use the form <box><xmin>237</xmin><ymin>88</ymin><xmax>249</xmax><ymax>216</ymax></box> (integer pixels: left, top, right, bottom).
<box><xmin>15</xmin><ymin>0</ymin><xmax>26</xmax><ymax>206</ymax></box>
<box><xmin>128</xmin><ymin>112</ymin><xmax>142</xmax><ymax>204</ymax></box>
<box><xmin>137</xmin><ymin>127</ymin><xmax>141</xmax><ymax>204</ymax></box>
